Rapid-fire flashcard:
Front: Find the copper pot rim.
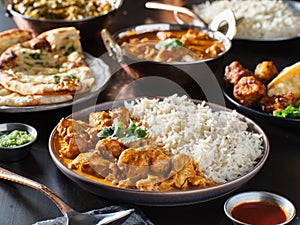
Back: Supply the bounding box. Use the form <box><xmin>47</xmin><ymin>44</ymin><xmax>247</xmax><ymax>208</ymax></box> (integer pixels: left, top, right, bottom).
<box><xmin>4</xmin><ymin>0</ymin><xmax>123</xmax><ymax>23</ymax></box>
<box><xmin>102</xmin><ymin>23</ymin><xmax>233</xmax><ymax>66</ymax></box>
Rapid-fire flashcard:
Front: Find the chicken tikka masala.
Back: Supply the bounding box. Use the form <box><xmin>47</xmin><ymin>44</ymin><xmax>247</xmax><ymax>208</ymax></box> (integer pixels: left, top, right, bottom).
<box><xmin>55</xmin><ymin>107</ymin><xmax>217</xmax><ymax>191</ymax></box>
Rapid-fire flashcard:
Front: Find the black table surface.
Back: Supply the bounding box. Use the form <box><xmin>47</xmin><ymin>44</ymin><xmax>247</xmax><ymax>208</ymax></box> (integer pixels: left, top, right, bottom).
<box><xmin>1</xmin><ymin>0</ymin><xmax>300</xmax><ymax>224</ymax></box>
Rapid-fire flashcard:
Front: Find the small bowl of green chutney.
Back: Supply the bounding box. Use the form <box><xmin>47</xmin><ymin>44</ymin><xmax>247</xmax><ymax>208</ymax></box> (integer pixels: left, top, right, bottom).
<box><xmin>0</xmin><ymin>123</ymin><xmax>37</xmax><ymax>162</ymax></box>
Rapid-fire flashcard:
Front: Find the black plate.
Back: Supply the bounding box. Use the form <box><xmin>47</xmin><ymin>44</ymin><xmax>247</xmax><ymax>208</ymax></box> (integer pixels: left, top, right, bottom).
<box><xmin>224</xmin><ymin>85</ymin><xmax>300</xmax><ymax>130</ymax></box>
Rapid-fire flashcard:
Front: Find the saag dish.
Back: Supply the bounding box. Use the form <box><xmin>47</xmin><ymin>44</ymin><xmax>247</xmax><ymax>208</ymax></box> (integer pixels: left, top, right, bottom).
<box><xmin>12</xmin><ymin>0</ymin><xmax>113</xmax><ymax>20</ymax></box>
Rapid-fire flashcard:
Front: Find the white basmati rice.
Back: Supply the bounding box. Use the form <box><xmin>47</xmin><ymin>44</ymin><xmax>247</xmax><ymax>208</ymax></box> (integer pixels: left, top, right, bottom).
<box><xmin>125</xmin><ymin>95</ymin><xmax>264</xmax><ymax>183</ymax></box>
<box><xmin>192</xmin><ymin>0</ymin><xmax>300</xmax><ymax>40</ymax></box>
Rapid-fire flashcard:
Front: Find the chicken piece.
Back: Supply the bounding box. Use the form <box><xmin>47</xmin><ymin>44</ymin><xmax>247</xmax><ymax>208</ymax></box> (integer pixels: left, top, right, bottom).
<box><xmin>57</xmin><ymin>118</ymin><xmax>98</xmax><ymax>158</ymax></box>
<box><xmin>259</xmin><ymin>92</ymin><xmax>297</xmax><ymax>114</ymax></box>
<box><xmin>154</xmin><ymin>48</ymin><xmax>176</xmax><ymax>62</ymax></box>
<box><xmin>157</xmin><ymin>154</ymin><xmax>216</xmax><ymax>190</ymax></box>
<box><xmin>126</xmin><ymin>137</ymin><xmax>153</xmax><ymax>149</ymax></box>
<box><xmin>89</xmin><ymin>111</ymin><xmax>113</xmax><ymax>131</ymax></box>
<box><xmin>69</xmin><ymin>150</ymin><xmax>120</xmax><ymax>180</ymax></box>
<box><xmin>254</xmin><ymin>61</ymin><xmax>278</xmax><ymax>83</ymax></box>
<box><xmin>117</xmin><ymin>146</ymin><xmax>171</xmax><ymax>187</ymax></box>
<box><xmin>110</xmin><ymin>107</ymin><xmax>131</xmax><ymax>129</ymax></box>
<box><xmin>95</xmin><ymin>138</ymin><xmax>126</xmax><ymax>160</ymax></box>
<box><xmin>180</xmin><ymin>29</ymin><xmax>210</xmax><ymax>44</ymax></box>
<box><xmin>135</xmin><ymin>154</ymin><xmax>217</xmax><ymax>191</ymax></box>
<box><xmin>117</xmin><ymin>148</ymin><xmax>150</xmax><ymax>182</ymax></box>
<box><xmin>205</xmin><ymin>43</ymin><xmax>224</xmax><ymax>57</ymax></box>
<box><xmin>135</xmin><ymin>175</ymin><xmax>163</xmax><ymax>191</ymax></box>
<box><xmin>159</xmin><ymin>154</ymin><xmax>195</xmax><ymax>190</ymax></box>
<box><xmin>224</xmin><ymin>61</ymin><xmax>254</xmax><ymax>85</ymax></box>
<box><xmin>154</xmin><ymin>47</ymin><xmax>199</xmax><ymax>62</ymax></box>
<box><xmin>156</xmin><ymin>31</ymin><xmax>174</xmax><ymax>40</ymax></box>
<box><xmin>233</xmin><ymin>76</ymin><xmax>267</xmax><ymax>107</ymax></box>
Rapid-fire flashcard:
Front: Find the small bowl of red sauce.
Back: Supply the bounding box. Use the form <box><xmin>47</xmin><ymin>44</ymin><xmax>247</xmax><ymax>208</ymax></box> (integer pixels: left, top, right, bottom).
<box><xmin>224</xmin><ymin>191</ymin><xmax>296</xmax><ymax>225</ymax></box>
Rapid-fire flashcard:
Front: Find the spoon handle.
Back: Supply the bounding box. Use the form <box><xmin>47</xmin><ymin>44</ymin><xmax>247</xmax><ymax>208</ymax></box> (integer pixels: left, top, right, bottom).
<box><xmin>145</xmin><ymin>2</ymin><xmax>208</xmax><ymax>27</ymax></box>
<box><xmin>0</xmin><ymin>166</ymin><xmax>73</xmax><ymax>217</ymax></box>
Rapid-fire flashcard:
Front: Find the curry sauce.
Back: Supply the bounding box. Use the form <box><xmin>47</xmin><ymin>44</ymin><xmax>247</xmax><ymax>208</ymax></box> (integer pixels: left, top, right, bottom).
<box><xmin>52</xmin><ymin>107</ymin><xmax>217</xmax><ymax>191</ymax></box>
<box><xmin>118</xmin><ymin>29</ymin><xmax>225</xmax><ymax>62</ymax></box>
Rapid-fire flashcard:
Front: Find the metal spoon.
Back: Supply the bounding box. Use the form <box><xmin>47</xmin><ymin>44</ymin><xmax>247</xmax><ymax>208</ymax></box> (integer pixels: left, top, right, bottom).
<box><xmin>145</xmin><ymin>1</ymin><xmax>209</xmax><ymax>27</ymax></box>
<box><xmin>0</xmin><ymin>166</ymin><xmax>134</xmax><ymax>225</ymax></box>
<box><xmin>145</xmin><ymin>1</ymin><xmax>243</xmax><ymax>40</ymax></box>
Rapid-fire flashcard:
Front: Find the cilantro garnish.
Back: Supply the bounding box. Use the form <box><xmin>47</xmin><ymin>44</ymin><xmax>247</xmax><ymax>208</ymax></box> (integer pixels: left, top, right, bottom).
<box><xmin>275</xmin><ymin>100</ymin><xmax>300</xmax><ymax>119</ymax></box>
<box><xmin>97</xmin><ymin>120</ymin><xmax>148</xmax><ymax>144</ymax></box>
<box><xmin>29</xmin><ymin>52</ymin><xmax>41</xmax><ymax>60</ymax></box>
<box><xmin>155</xmin><ymin>38</ymin><xmax>183</xmax><ymax>51</ymax></box>
<box><xmin>67</xmin><ymin>74</ymin><xmax>77</xmax><ymax>79</ymax></box>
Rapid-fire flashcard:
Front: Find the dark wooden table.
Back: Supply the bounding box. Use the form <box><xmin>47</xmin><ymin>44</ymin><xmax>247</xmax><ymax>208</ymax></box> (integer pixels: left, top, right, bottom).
<box><xmin>1</xmin><ymin>1</ymin><xmax>300</xmax><ymax>224</ymax></box>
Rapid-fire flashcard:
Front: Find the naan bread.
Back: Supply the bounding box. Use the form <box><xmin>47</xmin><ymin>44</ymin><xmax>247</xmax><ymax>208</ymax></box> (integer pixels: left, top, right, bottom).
<box><xmin>0</xmin><ymin>90</ymin><xmax>73</xmax><ymax>106</ymax></box>
<box><xmin>268</xmin><ymin>62</ymin><xmax>300</xmax><ymax>99</ymax></box>
<box><xmin>0</xmin><ymin>66</ymin><xmax>94</xmax><ymax>95</ymax></box>
<box><xmin>0</xmin><ymin>29</ymin><xmax>34</xmax><ymax>55</ymax></box>
<box><xmin>0</xmin><ymin>27</ymin><xmax>95</xmax><ymax>107</ymax></box>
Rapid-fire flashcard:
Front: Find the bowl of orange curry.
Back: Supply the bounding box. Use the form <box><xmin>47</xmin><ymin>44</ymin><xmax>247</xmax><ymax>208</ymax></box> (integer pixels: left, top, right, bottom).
<box><xmin>101</xmin><ymin>21</ymin><xmax>235</xmax><ymax>99</ymax></box>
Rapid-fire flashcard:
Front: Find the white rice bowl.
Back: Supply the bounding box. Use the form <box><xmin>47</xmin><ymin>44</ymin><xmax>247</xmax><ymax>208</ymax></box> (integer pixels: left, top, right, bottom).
<box><xmin>192</xmin><ymin>0</ymin><xmax>300</xmax><ymax>40</ymax></box>
<box><xmin>125</xmin><ymin>95</ymin><xmax>264</xmax><ymax>184</ymax></box>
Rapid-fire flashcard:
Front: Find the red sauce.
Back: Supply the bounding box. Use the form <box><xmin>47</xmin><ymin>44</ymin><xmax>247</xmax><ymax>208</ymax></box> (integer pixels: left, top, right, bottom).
<box><xmin>231</xmin><ymin>201</ymin><xmax>287</xmax><ymax>225</ymax></box>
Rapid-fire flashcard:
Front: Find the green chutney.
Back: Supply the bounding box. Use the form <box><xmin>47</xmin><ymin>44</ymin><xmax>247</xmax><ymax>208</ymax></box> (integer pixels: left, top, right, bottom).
<box><xmin>0</xmin><ymin>130</ymin><xmax>34</xmax><ymax>148</ymax></box>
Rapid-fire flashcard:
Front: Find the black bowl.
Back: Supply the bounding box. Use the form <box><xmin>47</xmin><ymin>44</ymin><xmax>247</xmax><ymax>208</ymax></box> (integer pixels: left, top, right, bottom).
<box><xmin>224</xmin><ymin>85</ymin><xmax>300</xmax><ymax>131</ymax></box>
<box><xmin>0</xmin><ymin>123</ymin><xmax>37</xmax><ymax>162</ymax></box>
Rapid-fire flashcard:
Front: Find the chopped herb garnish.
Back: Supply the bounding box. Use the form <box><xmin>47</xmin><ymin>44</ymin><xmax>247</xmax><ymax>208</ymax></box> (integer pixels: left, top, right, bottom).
<box><xmin>24</xmin><ymin>62</ymin><xmax>33</xmax><ymax>66</ymax></box>
<box><xmin>155</xmin><ymin>38</ymin><xmax>183</xmax><ymax>51</ymax></box>
<box><xmin>53</xmin><ymin>75</ymin><xmax>60</xmax><ymax>84</ymax></box>
<box><xmin>67</xmin><ymin>74</ymin><xmax>77</xmax><ymax>79</ymax></box>
<box><xmin>53</xmin><ymin>65</ymin><xmax>61</xmax><ymax>69</ymax></box>
<box><xmin>29</xmin><ymin>52</ymin><xmax>41</xmax><ymax>60</ymax></box>
<box><xmin>97</xmin><ymin>120</ymin><xmax>148</xmax><ymax>144</ymax></box>
<box><xmin>275</xmin><ymin>100</ymin><xmax>300</xmax><ymax>119</ymax></box>
<box><xmin>63</xmin><ymin>45</ymin><xmax>76</xmax><ymax>56</ymax></box>
<box><xmin>68</xmin><ymin>46</ymin><xmax>75</xmax><ymax>51</ymax></box>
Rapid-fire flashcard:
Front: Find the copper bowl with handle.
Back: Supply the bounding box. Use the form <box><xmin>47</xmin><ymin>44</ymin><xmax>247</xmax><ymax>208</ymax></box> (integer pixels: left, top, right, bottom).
<box><xmin>101</xmin><ymin>10</ymin><xmax>236</xmax><ymax>101</ymax></box>
<box><xmin>1</xmin><ymin>0</ymin><xmax>123</xmax><ymax>43</ymax></box>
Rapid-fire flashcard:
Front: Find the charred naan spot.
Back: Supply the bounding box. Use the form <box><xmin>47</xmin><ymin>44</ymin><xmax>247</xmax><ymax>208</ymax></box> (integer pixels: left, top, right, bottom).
<box><xmin>0</xmin><ymin>50</ymin><xmax>17</xmax><ymax>69</ymax></box>
<box><xmin>30</xmin><ymin>37</ymin><xmax>51</xmax><ymax>51</ymax></box>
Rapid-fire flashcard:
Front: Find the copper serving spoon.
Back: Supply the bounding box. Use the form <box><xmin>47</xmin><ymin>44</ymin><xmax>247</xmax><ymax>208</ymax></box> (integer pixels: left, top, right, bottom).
<box><xmin>0</xmin><ymin>166</ymin><xmax>134</xmax><ymax>225</ymax></box>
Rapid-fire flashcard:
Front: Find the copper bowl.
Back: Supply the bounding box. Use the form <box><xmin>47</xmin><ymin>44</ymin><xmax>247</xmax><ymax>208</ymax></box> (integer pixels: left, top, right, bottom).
<box><xmin>101</xmin><ymin>11</ymin><xmax>236</xmax><ymax>101</ymax></box>
<box><xmin>2</xmin><ymin>0</ymin><xmax>123</xmax><ymax>42</ymax></box>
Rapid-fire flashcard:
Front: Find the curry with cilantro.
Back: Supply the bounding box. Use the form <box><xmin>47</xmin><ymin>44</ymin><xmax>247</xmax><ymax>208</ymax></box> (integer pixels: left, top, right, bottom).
<box><xmin>117</xmin><ymin>29</ymin><xmax>225</xmax><ymax>62</ymax></box>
